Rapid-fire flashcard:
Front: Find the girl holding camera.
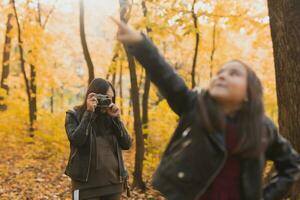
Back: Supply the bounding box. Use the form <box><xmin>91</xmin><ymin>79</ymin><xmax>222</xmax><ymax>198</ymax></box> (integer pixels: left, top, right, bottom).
<box><xmin>112</xmin><ymin>19</ymin><xmax>300</xmax><ymax>200</ymax></box>
<box><xmin>65</xmin><ymin>78</ymin><xmax>132</xmax><ymax>200</ymax></box>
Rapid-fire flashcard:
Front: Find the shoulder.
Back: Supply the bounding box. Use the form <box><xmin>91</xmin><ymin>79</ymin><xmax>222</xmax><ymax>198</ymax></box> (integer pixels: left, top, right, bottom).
<box><xmin>66</xmin><ymin>108</ymin><xmax>77</xmax><ymax>115</ymax></box>
<box><xmin>65</xmin><ymin>107</ymin><xmax>80</xmax><ymax>123</ymax></box>
<box><xmin>183</xmin><ymin>87</ymin><xmax>202</xmax><ymax>114</ymax></box>
<box><xmin>262</xmin><ymin>115</ymin><xmax>276</xmax><ymax>128</ymax></box>
<box><xmin>192</xmin><ymin>87</ymin><xmax>203</xmax><ymax>93</ymax></box>
<box><xmin>262</xmin><ymin>116</ymin><xmax>282</xmax><ymax>152</ymax></box>
<box><xmin>191</xmin><ymin>87</ymin><xmax>210</xmax><ymax>106</ymax></box>
<box><xmin>191</xmin><ymin>87</ymin><xmax>205</xmax><ymax>100</ymax></box>
<box><xmin>262</xmin><ymin>115</ymin><xmax>278</xmax><ymax>138</ymax></box>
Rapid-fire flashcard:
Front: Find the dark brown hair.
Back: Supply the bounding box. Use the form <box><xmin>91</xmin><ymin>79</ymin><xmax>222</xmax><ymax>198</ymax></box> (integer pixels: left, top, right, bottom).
<box><xmin>75</xmin><ymin>78</ymin><xmax>116</xmax><ymax>120</ymax></box>
<box><xmin>196</xmin><ymin>60</ymin><xmax>265</xmax><ymax>158</ymax></box>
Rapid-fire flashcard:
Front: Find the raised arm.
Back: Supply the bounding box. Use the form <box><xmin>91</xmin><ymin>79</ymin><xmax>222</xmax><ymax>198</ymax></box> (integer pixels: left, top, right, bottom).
<box><xmin>264</xmin><ymin>119</ymin><xmax>300</xmax><ymax>200</ymax></box>
<box><xmin>112</xmin><ymin>18</ymin><xmax>196</xmax><ymax>115</ymax></box>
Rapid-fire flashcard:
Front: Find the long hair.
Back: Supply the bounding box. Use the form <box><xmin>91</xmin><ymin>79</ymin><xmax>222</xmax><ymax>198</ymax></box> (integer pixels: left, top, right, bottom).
<box><xmin>75</xmin><ymin>78</ymin><xmax>116</xmax><ymax>120</ymax></box>
<box><xmin>196</xmin><ymin>60</ymin><xmax>265</xmax><ymax>158</ymax></box>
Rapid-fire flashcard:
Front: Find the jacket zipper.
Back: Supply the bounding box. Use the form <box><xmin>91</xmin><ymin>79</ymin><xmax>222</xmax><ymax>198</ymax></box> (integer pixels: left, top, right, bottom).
<box><xmin>85</xmin><ymin>122</ymin><xmax>92</xmax><ymax>182</ymax></box>
<box><xmin>171</xmin><ymin>139</ymin><xmax>192</xmax><ymax>159</ymax></box>
<box><xmin>167</xmin><ymin>127</ymin><xmax>191</xmax><ymax>154</ymax></box>
<box><xmin>113</xmin><ymin>118</ymin><xmax>125</xmax><ymax>181</ymax></box>
<box><xmin>70</xmin><ymin>148</ymin><xmax>78</xmax><ymax>162</ymax></box>
<box><xmin>117</xmin><ymin>143</ymin><xmax>123</xmax><ymax>182</ymax></box>
<box><xmin>84</xmin><ymin>120</ymin><xmax>123</xmax><ymax>182</ymax></box>
<box><xmin>194</xmin><ymin>150</ymin><xmax>228</xmax><ymax>199</ymax></box>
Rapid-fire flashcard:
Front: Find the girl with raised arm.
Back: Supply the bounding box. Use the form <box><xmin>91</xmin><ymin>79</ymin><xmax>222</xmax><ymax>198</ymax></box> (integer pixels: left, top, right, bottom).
<box><xmin>112</xmin><ymin>18</ymin><xmax>300</xmax><ymax>200</ymax></box>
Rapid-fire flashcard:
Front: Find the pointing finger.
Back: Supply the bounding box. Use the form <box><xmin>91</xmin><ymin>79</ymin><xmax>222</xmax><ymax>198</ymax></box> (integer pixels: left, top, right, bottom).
<box><xmin>110</xmin><ymin>16</ymin><xmax>127</xmax><ymax>29</ymax></box>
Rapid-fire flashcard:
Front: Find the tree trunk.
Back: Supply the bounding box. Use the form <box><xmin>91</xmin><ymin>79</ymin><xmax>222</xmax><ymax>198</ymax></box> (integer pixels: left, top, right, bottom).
<box><xmin>191</xmin><ymin>0</ymin><xmax>200</xmax><ymax>88</ymax></box>
<box><xmin>50</xmin><ymin>87</ymin><xmax>54</xmax><ymax>113</ymax></box>
<box><xmin>141</xmin><ymin>0</ymin><xmax>151</xmax><ymax>140</ymax></box>
<box><xmin>138</xmin><ymin>68</ymin><xmax>144</xmax><ymax>89</ymax></box>
<box><xmin>36</xmin><ymin>1</ymin><xmax>56</xmax><ymax>115</ymax></box>
<box><xmin>60</xmin><ymin>84</ymin><xmax>64</xmax><ymax>109</ymax></box>
<box><xmin>29</xmin><ymin>64</ymin><xmax>37</xmax><ymax>126</ymax></box>
<box><xmin>79</xmin><ymin>0</ymin><xmax>95</xmax><ymax>85</ymax></box>
<box><xmin>106</xmin><ymin>46</ymin><xmax>119</xmax><ymax>84</ymax></box>
<box><xmin>12</xmin><ymin>0</ymin><xmax>35</xmax><ymax>135</ymax></box>
<box><xmin>119</xmin><ymin>0</ymin><xmax>146</xmax><ymax>191</ymax></box>
<box><xmin>209</xmin><ymin>21</ymin><xmax>217</xmax><ymax>79</ymax></box>
<box><xmin>37</xmin><ymin>0</ymin><xmax>42</xmax><ymax>25</ymax></box>
<box><xmin>142</xmin><ymin>75</ymin><xmax>150</xmax><ymax>136</ymax></box>
<box><xmin>267</xmin><ymin>1</ymin><xmax>300</xmax><ymax>199</ymax></box>
<box><xmin>124</xmin><ymin>46</ymin><xmax>145</xmax><ymax>190</ymax></box>
<box><xmin>0</xmin><ymin>0</ymin><xmax>14</xmax><ymax>110</ymax></box>
<box><xmin>110</xmin><ymin>53</ymin><xmax>118</xmax><ymax>87</ymax></box>
<box><xmin>118</xmin><ymin>63</ymin><xmax>123</xmax><ymax>115</ymax></box>
<box><xmin>111</xmin><ymin>69</ymin><xmax>117</xmax><ymax>88</ymax></box>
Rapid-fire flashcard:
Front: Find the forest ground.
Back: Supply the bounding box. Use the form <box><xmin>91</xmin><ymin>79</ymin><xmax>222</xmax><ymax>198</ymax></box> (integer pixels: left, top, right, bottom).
<box><xmin>0</xmin><ymin>129</ymin><xmax>164</xmax><ymax>200</ymax></box>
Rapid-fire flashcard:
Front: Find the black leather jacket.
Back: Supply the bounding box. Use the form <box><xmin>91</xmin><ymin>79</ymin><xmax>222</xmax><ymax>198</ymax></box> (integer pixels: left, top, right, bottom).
<box><xmin>64</xmin><ymin>109</ymin><xmax>132</xmax><ymax>182</ymax></box>
<box><xmin>128</xmin><ymin>35</ymin><xmax>300</xmax><ymax>200</ymax></box>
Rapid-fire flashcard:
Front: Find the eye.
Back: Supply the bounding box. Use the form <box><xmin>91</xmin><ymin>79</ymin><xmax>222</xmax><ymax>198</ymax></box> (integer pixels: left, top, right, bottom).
<box><xmin>230</xmin><ymin>69</ymin><xmax>240</xmax><ymax>76</ymax></box>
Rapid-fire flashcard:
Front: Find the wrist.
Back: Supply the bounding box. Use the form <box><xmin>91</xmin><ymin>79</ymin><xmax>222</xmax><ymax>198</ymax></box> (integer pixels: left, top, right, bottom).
<box><xmin>109</xmin><ymin>113</ymin><xmax>120</xmax><ymax>118</ymax></box>
<box><xmin>82</xmin><ymin>110</ymin><xmax>93</xmax><ymax>121</ymax></box>
<box><xmin>135</xmin><ymin>32</ymin><xmax>144</xmax><ymax>43</ymax></box>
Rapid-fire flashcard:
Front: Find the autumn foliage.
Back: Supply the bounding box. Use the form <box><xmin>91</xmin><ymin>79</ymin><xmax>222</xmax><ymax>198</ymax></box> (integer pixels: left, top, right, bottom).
<box><xmin>0</xmin><ymin>0</ymin><xmax>294</xmax><ymax>199</ymax></box>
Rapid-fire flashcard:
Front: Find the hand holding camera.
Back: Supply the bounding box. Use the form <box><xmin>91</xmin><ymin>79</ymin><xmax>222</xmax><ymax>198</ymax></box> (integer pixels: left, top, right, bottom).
<box><xmin>87</xmin><ymin>93</ymin><xmax>120</xmax><ymax>117</ymax></box>
<box><xmin>107</xmin><ymin>103</ymin><xmax>120</xmax><ymax>118</ymax></box>
<box><xmin>95</xmin><ymin>93</ymin><xmax>120</xmax><ymax>117</ymax></box>
<box><xmin>86</xmin><ymin>93</ymin><xmax>98</xmax><ymax>112</ymax></box>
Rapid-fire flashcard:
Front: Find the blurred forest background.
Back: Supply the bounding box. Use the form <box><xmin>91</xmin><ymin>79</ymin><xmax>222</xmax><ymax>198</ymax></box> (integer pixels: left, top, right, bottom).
<box><xmin>0</xmin><ymin>0</ymin><xmax>299</xmax><ymax>199</ymax></box>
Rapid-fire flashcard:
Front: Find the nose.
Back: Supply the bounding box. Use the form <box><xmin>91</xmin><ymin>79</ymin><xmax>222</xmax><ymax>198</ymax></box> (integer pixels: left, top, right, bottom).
<box><xmin>217</xmin><ymin>72</ymin><xmax>226</xmax><ymax>81</ymax></box>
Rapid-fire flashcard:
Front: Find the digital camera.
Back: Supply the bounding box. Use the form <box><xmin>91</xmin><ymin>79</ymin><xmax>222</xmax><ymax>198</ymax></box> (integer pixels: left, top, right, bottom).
<box><xmin>95</xmin><ymin>94</ymin><xmax>112</xmax><ymax>108</ymax></box>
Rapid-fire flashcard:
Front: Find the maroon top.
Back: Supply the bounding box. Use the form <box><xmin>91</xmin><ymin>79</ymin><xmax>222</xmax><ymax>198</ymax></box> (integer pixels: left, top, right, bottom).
<box><xmin>199</xmin><ymin>118</ymin><xmax>241</xmax><ymax>200</ymax></box>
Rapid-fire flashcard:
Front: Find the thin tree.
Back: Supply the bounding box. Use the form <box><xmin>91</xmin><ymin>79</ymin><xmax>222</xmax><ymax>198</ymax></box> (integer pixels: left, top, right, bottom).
<box><xmin>209</xmin><ymin>20</ymin><xmax>217</xmax><ymax>79</ymax></box>
<box><xmin>118</xmin><ymin>62</ymin><xmax>124</xmax><ymax>115</ymax></box>
<box><xmin>0</xmin><ymin>0</ymin><xmax>14</xmax><ymax>110</ymax></box>
<box><xmin>267</xmin><ymin>1</ymin><xmax>300</xmax><ymax>199</ymax></box>
<box><xmin>106</xmin><ymin>49</ymin><xmax>119</xmax><ymax>87</ymax></box>
<box><xmin>79</xmin><ymin>0</ymin><xmax>95</xmax><ymax>85</ymax></box>
<box><xmin>36</xmin><ymin>0</ymin><xmax>57</xmax><ymax>113</ymax></box>
<box><xmin>191</xmin><ymin>0</ymin><xmax>200</xmax><ymax>88</ymax></box>
<box><xmin>141</xmin><ymin>0</ymin><xmax>151</xmax><ymax>140</ymax></box>
<box><xmin>36</xmin><ymin>0</ymin><xmax>57</xmax><ymax>29</ymax></box>
<box><xmin>9</xmin><ymin>0</ymin><xmax>55</xmax><ymax>134</ymax></box>
<box><xmin>12</xmin><ymin>0</ymin><xmax>35</xmax><ymax>134</ymax></box>
<box><xmin>119</xmin><ymin>0</ymin><xmax>146</xmax><ymax>191</ymax></box>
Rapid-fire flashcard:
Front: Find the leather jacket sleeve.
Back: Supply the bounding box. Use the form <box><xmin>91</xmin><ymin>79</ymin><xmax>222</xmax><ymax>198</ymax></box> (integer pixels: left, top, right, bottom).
<box><xmin>112</xmin><ymin>117</ymin><xmax>132</xmax><ymax>150</ymax></box>
<box><xmin>128</xmin><ymin>34</ymin><xmax>196</xmax><ymax>116</ymax></box>
<box><xmin>263</xmin><ymin>119</ymin><xmax>300</xmax><ymax>200</ymax></box>
<box><xmin>65</xmin><ymin>110</ymin><xmax>93</xmax><ymax>147</ymax></box>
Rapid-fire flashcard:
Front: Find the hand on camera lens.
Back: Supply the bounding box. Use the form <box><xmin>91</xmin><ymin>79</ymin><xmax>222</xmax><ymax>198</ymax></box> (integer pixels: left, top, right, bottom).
<box><xmin>107</xmin><ymin>103</ymin><xmax>120</xmax><ymax>118</ymax></box>
<box><xmin>86</xmin><ymin>93</ymin><xmax>98</xmax><ymax>112</ymax></box>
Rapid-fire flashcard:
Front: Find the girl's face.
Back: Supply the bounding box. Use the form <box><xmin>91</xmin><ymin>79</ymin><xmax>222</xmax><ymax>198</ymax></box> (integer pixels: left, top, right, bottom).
<box><xmin>208</xmin><ymin>61</ymin><xmax>248</xmax><ymax>107</ymax></box>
